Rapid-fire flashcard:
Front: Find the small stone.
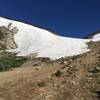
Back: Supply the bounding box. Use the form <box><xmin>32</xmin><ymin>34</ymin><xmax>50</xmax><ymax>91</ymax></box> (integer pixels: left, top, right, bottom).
<box><xmin>95</xmin><ymin>66</ymin><xmax>100</xmax><ymax>72</ymax></box>
<box><xmin>35</xmin><ymin>66</ymin><xmax>41</xmax><ymax>70</ymax></box>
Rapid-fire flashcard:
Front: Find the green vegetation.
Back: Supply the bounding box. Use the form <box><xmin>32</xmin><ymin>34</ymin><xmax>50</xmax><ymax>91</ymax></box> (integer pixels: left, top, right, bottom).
<box><xmin>0</xmin><ymin>32</ymin><xmax>4</xmax><ymax>40</ymax></box>
<box><xmin>0</xmin><ymin>51</ymin><xmax>27</xmax><ymax>71</ymax></box>
<box><xmin>0</xmin><ymin>43</ymin><xmax>6</xmax><ymax>50</ymax></box>
<box><xmin>37</xmin><ymin>81</ymin><xmax>46</xmax><ymax>87</ymax></box>
<box><xmin>0</xmin><ymin>31</ymin><xmax>6</xmax><ymax>50</ymax></box>
<box><xmin>54</xmin><ymin>70</ymin><xmax>63</xmax><ymax>77</ymax></box>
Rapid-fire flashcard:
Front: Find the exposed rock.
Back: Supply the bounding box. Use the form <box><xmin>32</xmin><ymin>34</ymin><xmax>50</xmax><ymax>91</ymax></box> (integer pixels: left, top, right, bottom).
<box><xmin>95</xmin><ymin>65</ymin><xmax>100</xmax><ymax>72</ymax></box>
<box><xmin>0</xmin><ymin>24</ymin><xmax>18</xmax><ymax>50</ymax></box>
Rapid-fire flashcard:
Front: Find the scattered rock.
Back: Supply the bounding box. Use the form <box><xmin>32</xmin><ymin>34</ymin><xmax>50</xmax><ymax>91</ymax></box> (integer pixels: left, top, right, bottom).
<box><xmin>95</xmin><ymin>65</ymin><xmax>100</xmax><ymax>72</ymax></box>
<box><xmin>35</xmin><ymin>66</ymin><xmax>42</xmax><ymax>70</ymax></box>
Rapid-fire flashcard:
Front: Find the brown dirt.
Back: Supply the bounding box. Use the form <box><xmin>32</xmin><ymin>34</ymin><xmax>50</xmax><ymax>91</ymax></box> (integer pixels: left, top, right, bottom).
<box><xmin>0</xmin><ymin>41</ymin><xmax>100</xmax><ymax>100</ymax></box>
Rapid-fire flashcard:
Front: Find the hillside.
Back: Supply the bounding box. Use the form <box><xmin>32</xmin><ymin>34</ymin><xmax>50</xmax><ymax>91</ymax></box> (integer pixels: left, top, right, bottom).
<box><xmin>0</xmin><ymin>17</ymin><xmax>100</xmax><ymax>100</ymax></box>
<box><xmin>0</xmin><ymin>40</ymin><xmax>99</xmax><ymax>100</ymax></box>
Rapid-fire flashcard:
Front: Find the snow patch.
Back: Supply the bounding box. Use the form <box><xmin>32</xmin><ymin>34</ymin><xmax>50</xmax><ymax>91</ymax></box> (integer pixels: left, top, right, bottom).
<box><xmin>0</xmin><ymin>17</ymin><xmax>91</xmax><ymax>59</ymax></box>
<box><xmin>92</xmin><ymin>33</ymin><xmax>100</xmax><ymax>42</ymax></box>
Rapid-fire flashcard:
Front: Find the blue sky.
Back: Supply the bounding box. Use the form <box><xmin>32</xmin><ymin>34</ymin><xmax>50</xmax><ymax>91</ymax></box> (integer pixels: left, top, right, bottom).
<box><xmin>0</xmin><ymin>0</ymin><xmax>100</xmax><ymax>38</ymax></box>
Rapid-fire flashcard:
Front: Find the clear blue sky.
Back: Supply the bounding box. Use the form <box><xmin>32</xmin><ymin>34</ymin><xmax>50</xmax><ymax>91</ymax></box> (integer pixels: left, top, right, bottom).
<box><xmin>0</xmin><ymin>0</ymin><xmax>100</xmax><ymax>38</ymax></box>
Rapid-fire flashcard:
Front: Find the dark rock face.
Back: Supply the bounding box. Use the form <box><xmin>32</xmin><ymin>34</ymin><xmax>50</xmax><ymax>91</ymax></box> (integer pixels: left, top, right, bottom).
<box><xmin>0</xmin><ymin>23</ymin><xmax>18</xmax><ymax>50</ymax></box>
<box><xmin>84</xmin><ymin>30</ymin><xmax>100</xmax><ymax>39</ymax></box>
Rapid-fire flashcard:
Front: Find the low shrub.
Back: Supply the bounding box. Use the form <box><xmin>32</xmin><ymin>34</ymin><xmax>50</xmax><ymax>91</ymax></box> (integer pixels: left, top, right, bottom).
<box><xmin>37</xmin><ymin>81</ymin><xmax>46</xmax><ymax>87</ymax></box>
<box><xmin>54</xmin><ymin>70</ymin><xmax>63</xmax><ymax>77</ymax></box>
<box><xmin>0</xmin><ymin>51</ymin><xmax>27</xmax><ymax>71</ymax></box>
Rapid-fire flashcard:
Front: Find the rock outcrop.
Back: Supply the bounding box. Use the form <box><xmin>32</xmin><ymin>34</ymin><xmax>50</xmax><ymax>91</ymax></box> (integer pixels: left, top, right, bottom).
<box><xmin>0</xmin><ymin>23</ymin><xmax>18</xmax><ymax>50</ymax></box>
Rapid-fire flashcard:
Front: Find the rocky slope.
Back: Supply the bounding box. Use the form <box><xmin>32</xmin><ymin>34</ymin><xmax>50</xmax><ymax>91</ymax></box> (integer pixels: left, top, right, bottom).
<box><xmin>0</xmin><ymin>17</ymin><xmax>100</xmax><ymax>100</ymax></box>
<box><xmin>0</xmin><ymin>40</ymin><xmax>99</xmax><ymax>100</ymax></box>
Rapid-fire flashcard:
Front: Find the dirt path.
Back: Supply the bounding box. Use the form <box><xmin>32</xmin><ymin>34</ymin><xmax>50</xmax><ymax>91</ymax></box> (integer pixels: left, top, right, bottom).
<box><xmin>0</xmin><ymin>62</ymin><xmax>62</xmax><ymax>100</ymax></box>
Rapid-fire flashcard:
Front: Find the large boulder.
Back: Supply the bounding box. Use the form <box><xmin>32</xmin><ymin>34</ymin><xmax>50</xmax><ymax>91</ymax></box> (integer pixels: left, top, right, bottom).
<box><xmin>0</xmin><ymin>24</ymin><xmax>18</xmax><ymax>50</ymax></box>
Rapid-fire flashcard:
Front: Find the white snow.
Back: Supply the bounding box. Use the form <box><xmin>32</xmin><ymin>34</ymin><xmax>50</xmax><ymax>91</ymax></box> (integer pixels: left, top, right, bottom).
<box><xmin>0</xmin><ymin>17</ymin><xmax>92</xmax><ymax>59</ymax></box>
<box><xmin>92</xmin><ymin>33</ymin><xmax>100</xmax><ymax>42</ymax></box>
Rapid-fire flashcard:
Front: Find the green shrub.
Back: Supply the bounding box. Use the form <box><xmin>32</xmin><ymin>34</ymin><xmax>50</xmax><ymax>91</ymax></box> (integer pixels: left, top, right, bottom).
<box><xmin>37</xmin><ymin>81</ymin><xmax>46</xmax><ymax>87</ymax></box>
<box><xmin>0</xmin><ymin>51</ymin><xmax>27</xmax><ymax>71</ymax></box>
<box><xmin>54</xmin><ymin>70</ymin><xmax>63</xmax><ymax>77</ymax></box>
<box><xmin>0</xmin><ymin>32</ymin><xmax>4</xmax><ymax>40</ymax></box>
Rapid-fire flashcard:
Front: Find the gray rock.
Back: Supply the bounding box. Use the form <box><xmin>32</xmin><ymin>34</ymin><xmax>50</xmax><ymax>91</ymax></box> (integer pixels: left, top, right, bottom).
<box><xmin>0</xmin><ymin>25</ymin><xmax>18</xmax><ymax>50</ymax></box>
<box><xmin>95</xmin><ymin>65</ymin><xmax>100</xmax><ymax>72</ymax></box>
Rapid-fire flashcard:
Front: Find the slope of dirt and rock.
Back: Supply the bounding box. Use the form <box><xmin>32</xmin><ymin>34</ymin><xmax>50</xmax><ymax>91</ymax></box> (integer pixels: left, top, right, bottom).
<box><xmin>0</xmin><ymin>40</ymin><xmax>99</xmax><ymax>100</ymax></box>
<box><xmin>0</xmin><ymin>17</ymin><xmax>100</xmax><ymax>100</ymax></box>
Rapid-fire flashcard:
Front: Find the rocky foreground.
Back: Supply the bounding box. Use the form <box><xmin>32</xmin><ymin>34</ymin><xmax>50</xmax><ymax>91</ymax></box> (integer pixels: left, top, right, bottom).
<box><xmin>0</xmin><ymin>41</ymin><xmax>99</xmax><ymax>100</ymax></box>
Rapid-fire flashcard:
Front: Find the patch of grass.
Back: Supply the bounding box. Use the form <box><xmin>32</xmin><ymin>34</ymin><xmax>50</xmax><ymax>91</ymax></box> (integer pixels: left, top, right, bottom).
<box><xmin>37</xmin><ymin>81</ymin><xmax>46</xmax><ymax>87</ymax></box>
<box><xmin>0</xmin><ymin>51</ymin><xmax>27</xmax><ymax>71</ymax></box>
<box><xmin>54</xmin><ymin>70</ymin><xmax>63</xmax><ymax>77</ymax></box>
<box><xmin>0</xmin><ymin>43</ymin><xmax>6</xmax><ymax>50</ymax></box>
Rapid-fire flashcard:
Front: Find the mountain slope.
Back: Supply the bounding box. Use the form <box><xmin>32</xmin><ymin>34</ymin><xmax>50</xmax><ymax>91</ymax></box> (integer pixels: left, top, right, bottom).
<box><xmin>84</xmin><ymin>31</ymin><xmax>100</xmax><ymax>39</ymax></box>
<box><xmin>0</xmin><ymin>40</ymin><xmax>99</xmax><ymax>100</ymax></box>
<box><xmin>0</xmin><ymin>17</ymin><xmax>100</xmax><ymax>100</ymax></box>
<box><xmin>0</xmin><ymin>17</ymin><xmax>91</xmax><ymax>59</ymax></box>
